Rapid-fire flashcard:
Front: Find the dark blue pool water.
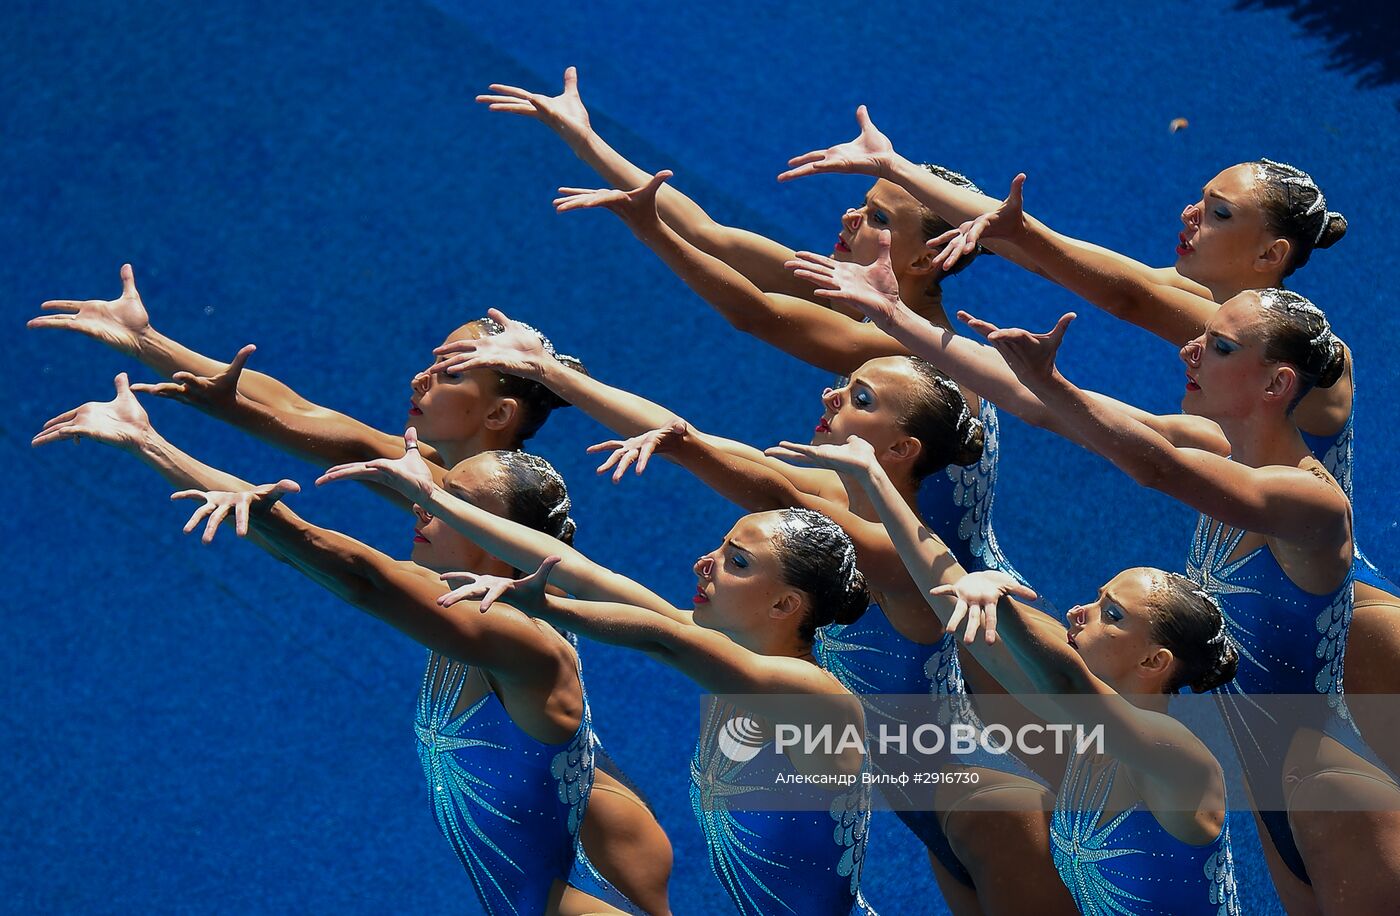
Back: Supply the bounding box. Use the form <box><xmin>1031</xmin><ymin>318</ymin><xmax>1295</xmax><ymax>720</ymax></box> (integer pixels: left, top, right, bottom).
<box><xmin>5</xmin><ymin>2</ymin><xmax>1396</xmax><ymax>912</ymax></box>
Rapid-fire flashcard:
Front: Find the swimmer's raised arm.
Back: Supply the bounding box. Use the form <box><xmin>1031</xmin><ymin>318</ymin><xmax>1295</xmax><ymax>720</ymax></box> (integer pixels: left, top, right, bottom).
<box><xmin>929</xmin><ymin>175</ymin><xmax>1219</xmax><ymax>343</ymax></box>
<box><xmin>554</xmin><ymin>170</ymin><xmax>914</xmax><ymax>376</ymax></box>
<box><xmin>431</xmin><ymin>309</ymin><xmax>843</xmax><ymax>501</ymax></box>
<box><xmin>316</xmin><ymin>429</ymin><xmax>682</xmax><ymax>622</ymax></box>
<box><xmin>477</xmin><ymin>67</ymin><xmax>812</xmax><ymax>298</ymax></box>
<box><xmin>766</xmin><ymin>435</ymin><xmax>1039</xmax><ymax>695</ymax></box>
<box><xmin>934</xmin><ymin>571</ymin><xmax>1224</xmax><ymax>813</ymax></box>
<box><xmin>474</xmin><ymin>560</ymin><xmax>848</xmax><ymax>701</ymax></box>
<box><xmin>789</xmin><ymin>236</ymin><xmax>1230</xmax><ymax>454</ymax></box>
<box><xmin>186</xmin><ymin>485</ymin><xmax>565</xmax><ymax>678</ymax></box>
<box><xmin>27</xmin><ymin>265</ymin><xmax>444</xmax><ymax>486</ymax></box>
<box><xmin>779</xmin><ymin>108</ymin><xmax>1211</xmax><ymax>319</ymax></box>
<box><xmin>32</xmin><ymin>373</ymin><xmax>255</xmax><ymax>496</ymax></box>
<box><xmin>981</xmin><ymin>312</ymin><xmax>1351</xmax><ymax>546</ymax></box>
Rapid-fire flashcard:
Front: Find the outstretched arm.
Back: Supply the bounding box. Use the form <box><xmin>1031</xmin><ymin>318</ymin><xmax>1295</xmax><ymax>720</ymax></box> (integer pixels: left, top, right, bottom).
<box><xmin>789</xmin><ymin>238</ymin><xmax>1231</xmax><ymax>453</ymax></box>
<box><xmin>28</xmin><ymin>266</ymin><xmax>446</xmax><ymax>491</ymax></box>
<box><xmin>768</xmin><ymin>436</ymin><xmax>1042</xmax><ymax>695</ymax></box>
<box><xmin>982</xmin><ymin>315</ymin><xmax>1352</xmax><ymax>545</ymax></box>
<box><xmin>478</xmin><ymin>67</ymin><xmax>812</xmax><ymax>299</ymax></box>
<box><xmin>170</xmin><ymin>482</ymin><xmax>565</xmax><ymax>680</ymax></box>
<box><xmin>315</xmin><ymin>429</ymin><xmax>683</xmax><ymax>621</ymax></box>
<box><xmin>923</xmin><ymin>174</ymin><xmax>1218</xmax><ymax>343</ymax></box>
<box><xmin>777</xmin><ymin>109</ymin><xmax>1214</xmax><ymax>338</ymax></box>
<box><xmin>28</xmin><ymin>383</ymin><xmax>564</xmax><ymax>678</ymax></box>
<box><xmin>431</xmin><ymin>309</ymin><xmax>844</xmax><ymax>501</ymax></box>
<box><xmin>939</xmin><ymin>573</ymin><xmax>1223</xmax><ymax>813</ymax></box>
<box><xmin>470</xmin><ymin>560</ymin><xmax>843</xmax><ymax>698</ymax></box>
<box><xmin>554</xmin><ymin>171</ymin><xmax>912</xmax><ymax>376</ymax></box>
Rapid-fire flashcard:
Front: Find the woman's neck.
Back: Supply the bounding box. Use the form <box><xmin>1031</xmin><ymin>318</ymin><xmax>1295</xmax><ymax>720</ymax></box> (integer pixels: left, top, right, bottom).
<box><xmin>431</xmin><ymin>428</ymin><xmax>519</xmax><ymax>468</ymax></box>
<box><xmin>898</xmin><ymin>275</ymin><xmax>951</xmax><ymax>332</ymax></box>
<box><xmin>1213</xmin><ymin>410</ymin><xmax>1310</xmax><ymax>469</ymax></box>
<box><xmin>731</xmin><ymin>623</ymin><xmax>815</xmax><ymax>662</ymax></box>
<box><xmin>842</xmin><ymin>465</ymin><xmax>920</xmax><ymax>522</ymax></box>
<box><xmin>1204</xmin><ymin>269</ymin><xmax>1284</xmax><ymax>306</ymax></box>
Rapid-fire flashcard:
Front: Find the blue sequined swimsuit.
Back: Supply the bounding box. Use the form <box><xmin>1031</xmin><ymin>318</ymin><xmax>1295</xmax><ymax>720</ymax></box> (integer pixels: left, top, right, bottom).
<box><xmin>917</xmin><ymin>397</ymin><xmax>1033</xmax><ymax>584</ymax></box>
<box><xmin>689</xmin><ymin>699</ymin><xmax>873</xmax><ymax>915</ymax></box>
<box><xmin>1187</xmin><ymin>514</ymin><xmax>1359</xmax><ymax>884</ymax></box>
<box><xmin>415</xmin><ymin>651</ymin><xmax>593</xmax><ymax>916</ymax></box>
<box><xmin>1051</xmin><ymin>750</ymin><xmax>1239</xmax><ymax>915</ymax></box>
<box><xmin>1299</xmin><ymin>380</ymin><xmax>1397</xmax><ymax>594</ymax></box>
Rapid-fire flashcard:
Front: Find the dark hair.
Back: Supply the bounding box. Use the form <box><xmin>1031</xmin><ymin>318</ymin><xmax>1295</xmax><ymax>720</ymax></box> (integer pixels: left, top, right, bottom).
<box><xmin>1253</xmin><ymin>288</ymin><xmax>1347</xmax><ymax>409</ymax></box>
<box><xmin>486</xmin><ymin>450</ymin><xmax>576</xmax><ymax>546</ymax></box>
<box><xmin>1146</xmin><ymin>571</ymin><xmax>1239</xmax><ymax>694</ymax></box>
<box><xmin>896</xmin><ymin>357</ymin><xmax>985</xmax><ymax>476</ymax></box>
<box><xmin>469</xmin><ymin>317</ymin><xmax>589</xmax><ymax>448</ymax></box>
<box><xmin>917</xmin><ymin>164</ymin><xmax>988</xmax><ymax>280</ymax></box>
<box><xmin>1248</xmin><ymin>159</ymin><xmax>1346</xmax><ymax>278</ymax></box>
<box><xmin>769</xmin><ymin>508</ymin><xmax>870</xmax><ymax>643</ymax></box>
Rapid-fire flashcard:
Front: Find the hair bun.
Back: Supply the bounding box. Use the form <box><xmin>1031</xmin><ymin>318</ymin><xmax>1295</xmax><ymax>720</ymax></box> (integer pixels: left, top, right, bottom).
<box><xmin>1189</xmin><ymin>640</ymin><xmax>1239</xmax><ymax>694</ymax></box>
<box><xmin>1316</xmin><ymin>211</ymin><xmax>1347</xmax><ymax>250</ymax></box>
<box><xmin>836</xmin><ymin>568</ymin><xmax>871</xmax><ymax>625</ymax></box>
<box><xmin>1315</xmin><ymin>334</ymin><xmax>1347</xmax><ymax>389</ymax></box>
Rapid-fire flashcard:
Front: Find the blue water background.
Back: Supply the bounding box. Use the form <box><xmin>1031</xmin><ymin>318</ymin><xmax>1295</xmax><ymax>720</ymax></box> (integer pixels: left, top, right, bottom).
<box><xmin>4</xmin><ymin>1</ymin><xmax>1397</xmax><ymax>912</ymax></box>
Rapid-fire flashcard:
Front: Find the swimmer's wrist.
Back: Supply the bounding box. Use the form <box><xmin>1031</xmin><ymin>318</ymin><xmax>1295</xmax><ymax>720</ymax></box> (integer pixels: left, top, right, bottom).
<box><xmin>879</xmin><ymin>153</ymin><xmax>915</xmax><ymax>184</ymax></box>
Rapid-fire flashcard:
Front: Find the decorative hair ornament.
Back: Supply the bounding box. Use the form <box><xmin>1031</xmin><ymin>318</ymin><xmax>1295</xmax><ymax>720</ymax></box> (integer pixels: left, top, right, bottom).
<box><xmin>1163</xmin><ymin>572</ymin><xmax>1232</xmax><ymax>650</ymax></box>
<box><xmin>929</xmin><ymin>373</ymin><xmax>984</xmax><ymax>451</ymax></box>
<box><xmin>1256</xmin><ymin>158</ymin><xmax>1331</xmax><ymax>244</ymax></box>
<box><xmin>1256</xmin><ymin>288</ymin><xmax>1336</xmax><ymax>351</ymax></box>
<box><xmin>496</xmin><ymin>450</ymin><xmax>574</xmax><ymax>536</ymax></box>
<box><xmin>780</xmin><ymin>508</ymin><xmax>860</xmax><ymax>592</ymax></box>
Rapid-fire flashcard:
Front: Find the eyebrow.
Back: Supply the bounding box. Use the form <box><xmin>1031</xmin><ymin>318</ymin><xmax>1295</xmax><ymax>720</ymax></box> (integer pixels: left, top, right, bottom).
<box><xmin>1101</xmin><ymin>587</ymin><xmax>1127</xmax><ymax>611</ymax></box>
<box><xmin>1204</xmin><ymin>187</ymin><xmax>1237</xmax><ymax>206</ymax></box>
<box><xmin>1207</xmin><ymin>329</ymin><xmax>1242</xmax><ymax>347</ymax></box>
<box><xmin>725</xmin><ymin>538</ymin><xmax>755</xmax><ymax>556</ymax></box>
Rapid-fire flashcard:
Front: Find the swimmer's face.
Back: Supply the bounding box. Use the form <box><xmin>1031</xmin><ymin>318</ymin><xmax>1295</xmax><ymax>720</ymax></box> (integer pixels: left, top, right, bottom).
<box><xmin>409</xmin><ymin>454</ymin><xmax>509</xmax><ymax>574</ymax></box>
<box><xmin>410</xmin><ymin>323</ymin><xmax>515</xmax><ymax>450</ymax></box>
<box><xmin>1176</xmin><ymin>164</ymin><xmax>1282</xmax><ymax>290</ymax></box>
<box><xmin>1179</xmin><ymin>291</ymin><xmax>1287</xmax><ymax>421</ymax></box>
<box><xmin>814</xmin><ymin>358</ymin><xmax>924</xmax><ymax>475</ymax></box>
<box><xmin>1065</xmin><ymin>568</ymin><xmax>1174</xmax><ymax>692</ymax></box>
<box><xmin>692</xmin><ymin>513</ymin><xmax>802</xmax><ymax>639</ymax></box>
<box><xmin>836</xmin><ymin>180</ymin><xmax>936</xmax><ymax>280</ymax></box>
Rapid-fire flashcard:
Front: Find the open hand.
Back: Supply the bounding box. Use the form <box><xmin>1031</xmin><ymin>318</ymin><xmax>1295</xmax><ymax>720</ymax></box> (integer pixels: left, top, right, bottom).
<box><xmin>927</xmin><ymin>173</ymin><xmax>1028</xmax><ymax>272</ymax></box>
<box><xmin>929</xmin><ymin>570</ymin><xmax>1038</xmax><ymax>645</ymax></box>
<box><xmin>778</xmin><ymin>106</ymin><xmax>894</xmax><ymax>182</ymax></box>
<box><xmin>32</xmin><ymin>373</ymin><xmax>153</xmax><ymax>451</ymax></box>
<box><xmin>961</xmin><ymin>309</ymin><xmax>1075</xmax><ymax>390</ymax></box>
<box><xmin>431</xmin><ymin>308</ymin><xmax>553</xmax><ymax>379</ymax></box>
<box><xmin>171</xmin><ymin>479</ymin><xmax>301</xmax><ymax>544</ymax></box>
<box><xmin>316</xmin><ymin>427</ymin><xmax>436</xmax><ymax>499</ymax></box>
<box><xmin>28</xmin><ymin>263</ymin><xmax>152</xmax><ymax>355</ymax></box>
<box><xmin>477</xmin><ymin>66</ymin><xmax>593</xmax><ymax>140</ymax></box>
<box><xmin>586</xmin><ymin>420</ymin><xmax>690</xmax><ymax>483</ymax></box>
<box><xmin>765</xmin><ymin>435</ymin><xmax>878</xmax><ymax>476</ymax></box>
<box><xmin>553</xmin><ymin>169</ymin><xmax>673</xmax><ymax>228</ymax></box>
<box><xmin>130</xmin><ymin>344</ymin><xmax>255</xmax><ymax>411</ymax></box>
<box><xmin>786</xmin><ymin>230</ymin><xmax>906</xmax><ymax>327</ymax></box>
<box><xmin>438</xmin><ymin>556</ymin><xmax>562</xmax><ymax>614</ymax></box>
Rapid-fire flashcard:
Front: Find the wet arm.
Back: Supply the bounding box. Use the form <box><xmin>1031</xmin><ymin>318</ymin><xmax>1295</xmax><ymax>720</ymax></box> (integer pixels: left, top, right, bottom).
<box><xmin>882</xmin><ymin>155</ymin><xmax>1215</xmax><ymax>341</ymax></box>
<box><xmin>626</xmin><ymin>215</ymin><xmax>913</xmax><ymax>375</ymax></box>
<box><xmin>564</xmin><ymin>129</ymin><xmax>811</xmax><ymax>298</ymax></box>
<box><xmin>417</xmin><ymin>482</ymin><xmax>684</xmax><ymax>622</ymax></box>
<box><xmin>1035</xmin><ymin>368</ymin><xmax>1348</xmax><ymax>541</ymax></box>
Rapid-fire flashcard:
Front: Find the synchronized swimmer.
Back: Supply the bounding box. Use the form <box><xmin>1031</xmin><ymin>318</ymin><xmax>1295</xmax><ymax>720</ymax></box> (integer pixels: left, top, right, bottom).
<box><xmin>28</xmin><ymin>66</ymin><xmax>1400</xmax><ymax>915</ymax></box>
